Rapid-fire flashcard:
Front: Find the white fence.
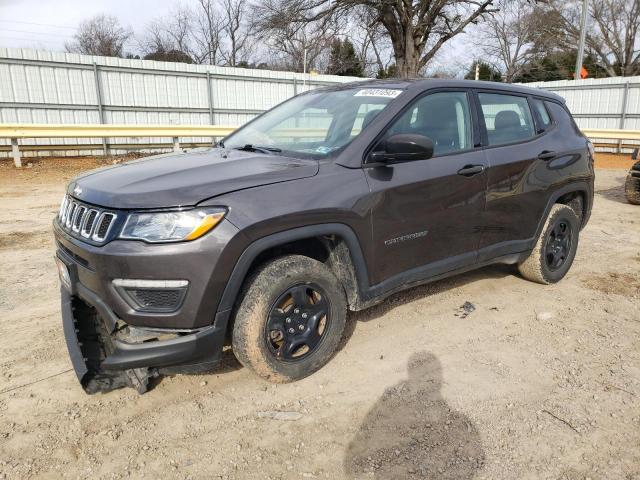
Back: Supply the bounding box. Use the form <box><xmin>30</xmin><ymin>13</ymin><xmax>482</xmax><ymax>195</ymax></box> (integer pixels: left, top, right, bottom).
<box><xmin>1</xmin><ymin>48</ymin><xmax>639</xmax><ymax>157</ymax></box>
<box><xmin>525</xmin><ymin>76</ymin><xmax>640</xmax><ymax>152</ymax></box>
<box><xmin>0</xmin><ymin>48</ymin><xmax>362</xmax><ymax>157</ymax></box>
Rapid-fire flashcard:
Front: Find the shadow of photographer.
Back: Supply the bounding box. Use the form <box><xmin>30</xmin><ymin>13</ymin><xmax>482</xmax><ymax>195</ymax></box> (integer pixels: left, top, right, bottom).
<box><xmin>344</xmin><ymin>351</ymin><xmax>485</xmax><ymax>479</ymax></box>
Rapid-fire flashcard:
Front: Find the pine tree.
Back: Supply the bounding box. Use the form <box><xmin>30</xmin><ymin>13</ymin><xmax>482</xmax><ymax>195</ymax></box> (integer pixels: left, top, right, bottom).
<box><xmin>327</xmin><ymin>39</ymin><xmax>364</xmax><ymax>77</ymax></box>
<box><xmin>464</xmin><ymin>61</ymin><xmax>503</xmax><ymax>82</ymax></box>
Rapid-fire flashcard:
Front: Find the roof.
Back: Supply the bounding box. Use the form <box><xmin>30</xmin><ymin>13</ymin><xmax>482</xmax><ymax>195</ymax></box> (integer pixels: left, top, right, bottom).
<box><xmin>323</xmin><ymin>78</ymin><xmax>565</xmax><ymax>103</ymax></box>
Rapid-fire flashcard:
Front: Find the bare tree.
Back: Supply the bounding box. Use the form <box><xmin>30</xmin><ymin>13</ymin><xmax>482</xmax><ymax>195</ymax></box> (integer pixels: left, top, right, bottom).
<box><xmin>220</xmin><ymin>0</ymin><xmax>253</xmax><ymax>66</ymax></box>
<box><xmin>254</xmin><ymin>0</ymin><xmax>340</xmax><ymax>72</ymax></box>
<box><xmin>586</xmin><ymin>0</ymin><xmax>640</xmax><ymax>76</ymax></box>
<box><xmin>256</xmin><ymin>0</ymin><xmax>498</xmax><ymax>78</ymax></box>
<box><xmin>192</xmin><ymin>0</ymin><xmax>225</xmax><ymax>65</ymax></box>
<box><xmin>65</xmin><ymin>14</ymin><xmax>132</xmax><ymax>57</ymax></box>
<box><xmin>141</xmin><ymin>6</ymin><xmax>197</xmax><ymax>61</ymax></box>
<box><xmin>348</xmin><ymin>6</ymin><xmax>394</xmax><ymax>76</ymax></box>
<box><xmin>478</xmin><ymin>0</ymin><xmax>550</xmax><ymax>82</ymax></box>
<box><xmin>544</xmin><ymin>0</ymin><xmax>640</xmax><ymax>76</ymax></box>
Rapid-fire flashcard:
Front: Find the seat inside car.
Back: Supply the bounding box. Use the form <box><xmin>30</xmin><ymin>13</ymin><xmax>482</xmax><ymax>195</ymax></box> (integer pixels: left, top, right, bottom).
<box><xmin>361</xmin><ymin>109</ymin><xmax>382</xmax><ymax>130</ymax></box>
<box><xmin>411</xmin><ymin>96</ymin><xmax>461</xmax><ymax>155</ymax></box>
<box><xmin>491</xmin><ymin>110</ymin><xmax>527</xmax><ymax>144</ymax></box>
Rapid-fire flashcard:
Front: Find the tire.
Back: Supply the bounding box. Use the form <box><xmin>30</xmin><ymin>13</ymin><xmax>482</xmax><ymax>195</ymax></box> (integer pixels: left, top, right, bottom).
<box><xmin>232</xmin><ymin>254</ymin><xmax>347</xmax><ymax>383</ymax></box>
<box><xmin>518</xmin><ymin>204</ymin><xmax>580</xmax><ymax>285</ymax></box>
<box><xmin>625</xmin><ymin>173</ymin><xmax>640</xmax><ymax>205</ymax></box>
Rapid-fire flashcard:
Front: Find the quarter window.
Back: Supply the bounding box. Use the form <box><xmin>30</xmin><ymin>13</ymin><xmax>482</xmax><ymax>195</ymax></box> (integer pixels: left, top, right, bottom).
<box><xmin>478</xmin><ymin>93</ymin><xmax>535</xmax><ymax>146</ymax></box>
<box><xmin>384</xmin><ymin>91</ymin><xmax>473</xmax><ymax>156</ymax></box>
<box><xmin>532</xmin><ymin>98</ymin><xmax>552</xmax><ymax>132</ymax></box>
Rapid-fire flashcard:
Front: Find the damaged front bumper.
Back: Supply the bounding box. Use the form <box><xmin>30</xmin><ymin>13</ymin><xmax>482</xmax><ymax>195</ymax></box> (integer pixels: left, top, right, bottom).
<box><xmin>60</xmin><ymin>282</ymin><xmax>226</xmax><ymax>394</ymax></box>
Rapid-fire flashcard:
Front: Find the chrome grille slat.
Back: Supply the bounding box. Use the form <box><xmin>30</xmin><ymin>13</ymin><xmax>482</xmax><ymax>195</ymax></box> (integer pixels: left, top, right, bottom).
<box><xmin>57</xmin><ymin>195</ymin><xmax>116</xmax><ymax>244</ymax></box>
<box><xmin>81</xmin><ymin>209</ymin><xmax>99</xmax><ymax>238</ymax></box>
<box><xmin>58</xmin><ymin>197</ymin><xmax>68</xmax><ymax>221</ymax></box>
<box><xmin>61</xmin><ymin>199</ymin><xmax>71</xmax><ymax>223</ymax></box>
<box><xmin>65</xmin><ymin>202</ymin><xmax>77</xmax><ymax>228</ymax></box>
<box><xmin>72</xmin><ymin>206</ymin><xmax>86</xmax><ymax>232</ymax></box>
<box><xmin>92</xmin><ymin>212</ymin><xmax>116</xmax><ymax>242</ymax></box>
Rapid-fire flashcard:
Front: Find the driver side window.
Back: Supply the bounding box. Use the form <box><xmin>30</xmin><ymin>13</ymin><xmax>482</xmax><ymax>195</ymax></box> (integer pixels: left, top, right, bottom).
<box><xmin>386</xmin><ymin>91</ymin><xmax>473</xmax><ymax>157</ymax></box>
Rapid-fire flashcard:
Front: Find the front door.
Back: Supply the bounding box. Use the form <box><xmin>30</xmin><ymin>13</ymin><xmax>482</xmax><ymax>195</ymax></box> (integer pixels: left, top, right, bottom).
<box><xmin>364</xmin><ymin>90</ymin><xmax>487</xmax><ymax>286</ymax></box>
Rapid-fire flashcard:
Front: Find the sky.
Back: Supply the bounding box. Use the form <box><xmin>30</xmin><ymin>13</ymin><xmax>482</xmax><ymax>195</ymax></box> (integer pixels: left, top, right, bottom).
<box><xmin>0</xmin><ymin>0</ymin><xmax>188</xmax><ymax>52</ymax></box>
<box><xmin>0</xmin><ymin>0</ymin><xmax>476</xmax><ymax>75</ymax></box>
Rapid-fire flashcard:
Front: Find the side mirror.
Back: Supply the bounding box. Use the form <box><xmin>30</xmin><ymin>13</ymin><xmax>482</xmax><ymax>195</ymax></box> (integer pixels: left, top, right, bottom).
<box><xmin>369</xmin><ymin>134</ymin><xmax>434</xmax><ymax>165</ymax></box>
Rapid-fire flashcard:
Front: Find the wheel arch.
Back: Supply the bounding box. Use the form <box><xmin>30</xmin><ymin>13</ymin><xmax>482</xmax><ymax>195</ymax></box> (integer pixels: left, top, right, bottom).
<box><xmin>533</xmin><ymin>181</ymin><xmax>592</xmax><ymax>242</ymax></box>
<box><xmin>213</xmin><ymin>223</ymin><xmax>370</xmax><ymax>333</ymax></box>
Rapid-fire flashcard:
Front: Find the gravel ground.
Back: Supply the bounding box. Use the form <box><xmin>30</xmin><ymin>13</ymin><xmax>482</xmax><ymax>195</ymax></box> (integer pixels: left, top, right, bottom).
<box><xmin>0</xmin><ymin>158</ymin><xmax>638</xmax><ymax>480</ymax></box>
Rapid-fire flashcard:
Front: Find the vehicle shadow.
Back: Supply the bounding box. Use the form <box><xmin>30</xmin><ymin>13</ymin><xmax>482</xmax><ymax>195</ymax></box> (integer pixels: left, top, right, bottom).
<box><xmin>343</xmin><ymin>351</ymin><xmax>485</xmax><ymax>479</ymax></box>
<box><xmin>595</xmin><ymin>185</ymin><xmax>630</xmax><ymax>205</ymax></box>
<box><xmin>338</xmin><ymin>263</ymin><xmax>514</xmax><ymax>352</ymax></box>
<box><xmin>151</xmin><ymin>348</ymin><xmax>242</xmax><ymax>390</ymax></box>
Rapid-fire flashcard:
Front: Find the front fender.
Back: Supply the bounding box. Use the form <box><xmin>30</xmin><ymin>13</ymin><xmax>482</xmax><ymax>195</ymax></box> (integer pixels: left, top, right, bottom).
<box><xmin>213</xmin><ymin>223</ymin><xmax>371</xmax><ymax>330</ymax></box>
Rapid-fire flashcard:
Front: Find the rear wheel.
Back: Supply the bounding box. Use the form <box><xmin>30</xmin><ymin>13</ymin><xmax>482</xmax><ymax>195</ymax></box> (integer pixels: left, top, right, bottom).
<box><xmin>518</xmin><ymin>204</ymin><xmax>579</xmax><ymax>285</ymax></box>
<box><xmin>232</xmin><ymin>255</ymin><xmax>347</xmax><ymax>382</ymax></box>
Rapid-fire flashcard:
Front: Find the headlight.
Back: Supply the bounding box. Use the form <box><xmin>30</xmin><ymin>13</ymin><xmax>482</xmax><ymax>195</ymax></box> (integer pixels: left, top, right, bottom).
<box><xmin>120</xmin><ymin>208</ymin><xmax>226</xmax><ymax>243</ymax></box>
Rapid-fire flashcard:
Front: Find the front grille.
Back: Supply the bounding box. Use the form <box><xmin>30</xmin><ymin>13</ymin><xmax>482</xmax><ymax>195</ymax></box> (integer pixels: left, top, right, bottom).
<box><xmin>58</xmin><ymin>195</ymin><xmax>117</xmax><ymax>244</ymax></box>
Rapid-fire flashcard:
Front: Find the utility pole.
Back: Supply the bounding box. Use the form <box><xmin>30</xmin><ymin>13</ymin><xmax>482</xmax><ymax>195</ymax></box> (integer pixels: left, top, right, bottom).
<box><xmin>303</xmin><ymin>48</ymin><xmax>308</xmax><ymax>87</ymax></box>
<box><xmin>475</xmin><ymin>62</ymin><xmax>480</xmax><ymax>81</ymax></box>
<box><xmin>575</xmin><ymin>0</ymin><xmax>589</xmax><ymax>80</ymax></box>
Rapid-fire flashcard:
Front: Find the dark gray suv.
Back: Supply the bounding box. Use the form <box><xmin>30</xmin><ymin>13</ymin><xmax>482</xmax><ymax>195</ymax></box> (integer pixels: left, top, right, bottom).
<box><xmin>53</xmin><ymin>79</ymin><xmax>594</xmax><ymax>393</ymax></box>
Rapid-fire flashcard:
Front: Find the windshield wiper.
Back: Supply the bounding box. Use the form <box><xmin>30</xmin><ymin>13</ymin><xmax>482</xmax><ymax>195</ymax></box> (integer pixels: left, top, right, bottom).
<box><xmin>234</xmin><ymin>144</ymin><xmax>282</xmax><ymax>154</ymax></box>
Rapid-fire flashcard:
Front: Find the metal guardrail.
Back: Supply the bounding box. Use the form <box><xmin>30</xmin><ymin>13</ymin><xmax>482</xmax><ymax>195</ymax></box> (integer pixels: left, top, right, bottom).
<box><xmin>0</xmin><ymin>124</ymin><xmax>236</xmax><ymax>167</ymax></box>
<box><xmin>581</xmin><ymin>128</ymin><xmax>640</xmax><ymax>141</ymax></box>
<box><xmin>2</xmin><ymin>124</ymin><xmax>640</xmax><ymax>168</ymax></box>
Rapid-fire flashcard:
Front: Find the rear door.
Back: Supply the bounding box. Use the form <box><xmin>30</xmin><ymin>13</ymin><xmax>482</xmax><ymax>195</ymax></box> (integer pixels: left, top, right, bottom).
<box><xmin>475</xmin><ymin>91</ymin><xmax>554</xmax><ymax>261</ymax></box>
<box><xmin>364</xmin><ymin>89</ymin><xmax>488</xmax><ymax>285</ymax></box>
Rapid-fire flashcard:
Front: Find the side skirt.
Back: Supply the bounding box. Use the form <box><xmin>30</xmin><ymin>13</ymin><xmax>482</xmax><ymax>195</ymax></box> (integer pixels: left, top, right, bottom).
<box><xmin>352</xmin><ymin>249</ymin><xmax>529</xmax><ymax>311</ymax></box>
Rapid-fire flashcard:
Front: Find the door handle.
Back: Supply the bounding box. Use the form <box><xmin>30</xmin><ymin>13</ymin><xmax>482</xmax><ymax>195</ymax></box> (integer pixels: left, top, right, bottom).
<box><xmin>457</xmin><ymin>164</ymin><xmax>485</xmax><ymax>177</ymax></box>
<box><xmin>538</xmin><ymin>150</ymin><xmax>556</xmax><ymax>161</ymax></box>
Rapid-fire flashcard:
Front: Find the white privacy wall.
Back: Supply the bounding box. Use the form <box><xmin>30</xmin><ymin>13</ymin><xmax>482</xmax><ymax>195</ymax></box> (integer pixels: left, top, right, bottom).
<box><xmin>1</xmin><ymin>47</ymin><xmax>639</xmax><ymax>157</ymax></box>
<box><xmin>0</xmin><ymin>48</ymin><xmax>363</xmax><ymax>157</ymax></box>
<box><xmin>525</xmin><ymin>76</ymin><xmax>640</xmax><ymax>152</ymax></box>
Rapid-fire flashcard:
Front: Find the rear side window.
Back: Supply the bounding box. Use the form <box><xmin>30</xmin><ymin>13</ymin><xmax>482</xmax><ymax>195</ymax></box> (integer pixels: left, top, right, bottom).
<box><xmin>532</xmin><ymin>98</ymin><xmax>552</xmax><ymax>132</ymax></box>
<box><xmin>478</xmin><ymin>93</ymin><xmax>535</xmax><ymax>146</ymax></box>
<box><xmin>385</xmin><ymin>91</ymin><xmax>473</xmax><ymax>156</ymax></box>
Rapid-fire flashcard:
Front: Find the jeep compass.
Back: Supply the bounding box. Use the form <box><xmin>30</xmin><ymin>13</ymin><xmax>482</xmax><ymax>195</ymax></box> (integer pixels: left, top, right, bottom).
<box><xmin>53</xmin><ymin>79</ymin><xmax>594</xmax><ymax>393</ymax></box>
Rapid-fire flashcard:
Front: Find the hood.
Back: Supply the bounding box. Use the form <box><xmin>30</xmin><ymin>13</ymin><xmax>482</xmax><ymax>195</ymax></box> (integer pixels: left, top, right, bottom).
<box><xmin>68</xmin><ymin>148</ymin><xmax>319</xmax><ymax>209</ymax></box>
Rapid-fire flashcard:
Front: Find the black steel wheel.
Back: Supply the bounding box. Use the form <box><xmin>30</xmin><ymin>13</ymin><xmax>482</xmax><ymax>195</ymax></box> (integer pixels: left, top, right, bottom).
<box><xmin>518</xmin><ymin>204</ymin><xmax>580</xmax><ymax>285</ymax></box>
<box><xmin>232</xmin><ymin>255</ymin><xmax>347</xmax><ymax>382</ymax></box>
<box><xmin>265</xmin><ymin>283</ymin><xmax>331</xmax><ymax>361</ymax></box>
<box><xmin>543</xmin><ymin>220</ymin><xmax>573</xmax><ymax>271</ymax></box>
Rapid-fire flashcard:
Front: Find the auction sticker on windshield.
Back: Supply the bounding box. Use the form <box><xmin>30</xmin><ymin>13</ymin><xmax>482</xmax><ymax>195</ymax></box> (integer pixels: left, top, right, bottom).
<box><xmin>354</xmin><ymin>89</ymin><xmax>402</xmax><ymax>98</ymax></box>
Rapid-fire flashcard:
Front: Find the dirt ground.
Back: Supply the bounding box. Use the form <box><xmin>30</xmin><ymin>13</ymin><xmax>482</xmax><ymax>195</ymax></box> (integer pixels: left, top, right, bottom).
<box><xmin>0</xmin><ymin>155</ymin><xmax>639</xmax><ymax>480</ymax></box>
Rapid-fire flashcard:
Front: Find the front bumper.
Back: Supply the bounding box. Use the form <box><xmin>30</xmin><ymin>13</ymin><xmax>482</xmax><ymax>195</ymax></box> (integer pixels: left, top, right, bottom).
<box><xmin>53</xmin><ymin>218</ymin><xmax>242</xmax><ymax>330</ymax></box>
<box><xmin>61</xmin><ymin>283</ymin><xmax>226</xmax><ymax>393</ymax></box>
<box><xmin>54</xmin><ymin>217</ymin><xmax>241</xmax><ymax>393</ymax></box>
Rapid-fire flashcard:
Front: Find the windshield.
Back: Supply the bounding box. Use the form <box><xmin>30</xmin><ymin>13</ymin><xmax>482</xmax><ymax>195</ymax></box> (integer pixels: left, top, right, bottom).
<box><xmin>222</xmin><ymin>87</ymin><xmax>403</xmax><ymax>158</ymax></box>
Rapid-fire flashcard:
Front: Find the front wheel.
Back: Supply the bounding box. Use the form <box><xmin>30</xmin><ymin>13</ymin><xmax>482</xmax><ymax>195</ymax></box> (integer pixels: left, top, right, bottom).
<box><xmin>518</xmin><ymin>204</ymin><xmax>580</xmax><ymax>285</ymax></box>
<box><xmin>232</xmin><ymin>255</ymin><xmax>347</xmax><ymax>383</ymax></box>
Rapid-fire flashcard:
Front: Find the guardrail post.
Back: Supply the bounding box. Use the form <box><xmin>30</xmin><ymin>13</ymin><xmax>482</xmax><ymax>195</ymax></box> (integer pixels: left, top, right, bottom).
<box><xmin>173</xmin><ymin>137</ymin><xmax>180</xmax><ymax>152</ymax></box>
<box><xmin>93</xmin><ymin>62</ymin><xmax>109</xmax><ymax>156</ymax></box>
<box><xmin>206</xmin><ymin>71</ymin><xmax>215</xmax><ymax>125</ymax></box>
<box><xmin>11</xmin><ymin>138</ymin><xmax>21</xmax><ymax>168</ymax></box>
<box><xmin>618</xmin><ymin>81</ymin><xmax>630</xmax><ymax>153</ymax></box>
